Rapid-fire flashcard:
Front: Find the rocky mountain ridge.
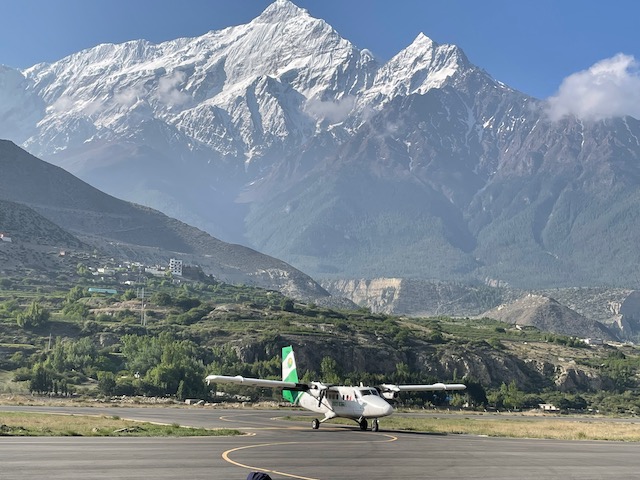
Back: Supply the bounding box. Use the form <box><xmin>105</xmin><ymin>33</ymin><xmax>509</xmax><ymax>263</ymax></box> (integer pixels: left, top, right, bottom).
<box><xmin>481</xmin><ymin>294</ymin><xmax>617</xmax><ymax>341</ymax></box>
<box><xmin>326</xmin><ymin>278</ymin><xmax>640</xmax><ymax>342</ymax></box>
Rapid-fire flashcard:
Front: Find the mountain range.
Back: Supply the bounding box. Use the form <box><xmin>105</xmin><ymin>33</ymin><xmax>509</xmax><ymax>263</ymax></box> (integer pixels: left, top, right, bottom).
<box><xmin>2</xmin><ymin>0</ymin><xmax>640</xmax><ymax>289</ymax></box>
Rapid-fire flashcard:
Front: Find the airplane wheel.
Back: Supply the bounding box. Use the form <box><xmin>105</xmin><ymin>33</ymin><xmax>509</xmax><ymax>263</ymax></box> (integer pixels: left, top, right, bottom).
<box><xmin>359</xmin><ymin>419</ymin><xmax>368</xmax><ymax>431</ymax></box>
<box><xmin>312</xmin><ymin>418</ymin><xmax>320</xmax><ymax>430</ymax></box>
<box><xmin>372</xmin><ymin>419</ymin><xmax>379</xmax><ymax>432</ymax></box>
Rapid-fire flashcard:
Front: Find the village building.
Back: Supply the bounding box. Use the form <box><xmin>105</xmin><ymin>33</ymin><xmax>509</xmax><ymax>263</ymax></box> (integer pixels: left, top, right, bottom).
<box><xmin>169</xmin><ymin>258</ymin><xmax>183</xmax><ymax>276</ymax></box>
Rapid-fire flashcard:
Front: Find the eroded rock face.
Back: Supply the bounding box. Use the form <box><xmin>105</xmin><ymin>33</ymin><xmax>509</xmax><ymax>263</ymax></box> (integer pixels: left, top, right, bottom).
<box><xmin>323</xmin><ymin>278</ymin><xmax>403</xmax><ymax>314</ymax></box>
<box><xmin>224</xmin><ymin>336</ymin><xmax>563</xmax><ymax>390</ymax></box>
<box><xmin>323</xmin><ymin>278</ymin><xmax>503</xmax><ymax>316</ymax></box>
<box><xmin>619</xmin><ymin>291</ymin><xmax>640</xmax><ymax>320</ymax></box>
<box><xmin>524</xmin><ymin>358</ymin><xmax>556</xmax><ymax>378</ymax></box>
<box><xmin>413</xmin><ymin>345</ymin><xmax>548</xmax><ymax>390</ymax></box>
<box><xmin>555</xmin><ymin>367</ymin><xmax>609</xmax><ymax>392</ymax></box>
<box><xmin>216</xmin><ymin>329</ymin><xmax>614</xmax><ymax>394</ymax></box>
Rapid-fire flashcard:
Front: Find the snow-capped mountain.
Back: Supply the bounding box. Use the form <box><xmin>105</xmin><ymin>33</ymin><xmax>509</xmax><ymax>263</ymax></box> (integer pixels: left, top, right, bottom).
<box><xmin>3</xmin><ymin>0</ymin><xmax>640</xmax><ymax>289</ymax></box>
<box><xmin>22</xmin><ymin>0</ymin><xmax>377</xmax><ymax>163</ymax></box>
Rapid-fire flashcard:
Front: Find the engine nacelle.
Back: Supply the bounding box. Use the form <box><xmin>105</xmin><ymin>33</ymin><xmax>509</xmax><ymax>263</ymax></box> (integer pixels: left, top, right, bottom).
<box><xmin>381</xmin><ymin>391</ymin><xmax>399</xmax><ymax>400</ymax></box>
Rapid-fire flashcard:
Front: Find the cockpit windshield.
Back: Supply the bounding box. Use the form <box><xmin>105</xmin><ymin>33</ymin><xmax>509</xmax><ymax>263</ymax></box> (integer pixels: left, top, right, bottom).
<box><xmin>359</xmin><ymin>388</ymin><xmax>379</xmax><ymax>396</ymax></box>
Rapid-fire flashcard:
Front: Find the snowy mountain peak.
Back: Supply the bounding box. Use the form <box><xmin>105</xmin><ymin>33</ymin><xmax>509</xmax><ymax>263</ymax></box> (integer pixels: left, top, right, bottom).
<box><xmin>410</xmin><ymin>32</ymin><xmax>436</xmax><ymax>49</ymax></box>
<box><xmin>357</xmin><ymin>31</ymin><xmax>472</xmax><ymax>107</ymax></box>
<box><xmin>257</xmin><ymin>0</ymin><xmax>309</xmax><ymax>23</ymax></box>
<box><xmin>399</xmin><ymin>32</ymin><xmax>469</xmax><ymax>73</ymax></box>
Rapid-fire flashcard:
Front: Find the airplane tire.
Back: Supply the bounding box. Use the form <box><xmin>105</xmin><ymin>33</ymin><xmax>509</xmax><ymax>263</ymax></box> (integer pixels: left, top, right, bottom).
<box><xmin>312</xmin><ymin>418</ymin><xmax>320</xmax><ymax>430</ymax></box>
<box><xmin>359</xmin><ymin>419</ymin><xmax>368</xmax><ymax>431</ymax></box>
<box><xmin>372</xmin><ymin>419</ymin><xmax>379</xmax><ymax>432</ymax></box>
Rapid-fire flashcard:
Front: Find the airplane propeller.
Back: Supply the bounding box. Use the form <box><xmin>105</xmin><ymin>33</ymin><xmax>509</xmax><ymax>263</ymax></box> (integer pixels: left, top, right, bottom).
<box><xmin>311</xmin><ymin>382</ymin><xmax>333</xmax><ymax>409</ymax></box>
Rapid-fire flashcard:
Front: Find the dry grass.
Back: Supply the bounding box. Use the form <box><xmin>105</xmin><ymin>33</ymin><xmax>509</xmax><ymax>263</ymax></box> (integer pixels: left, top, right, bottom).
<box><xmin>0</xmin><ymin>411</ymin><xmax>241</xmax><ymax>437</ymax></box>
<box><xmin>284</xmin><ymin>415</ymin><xmax>640</xmax><ymax>441</ymax></box>
<box><xmin>385</xmin><ymin>416</ymin><xmax>640</xmax><ymax>441</ymax></box>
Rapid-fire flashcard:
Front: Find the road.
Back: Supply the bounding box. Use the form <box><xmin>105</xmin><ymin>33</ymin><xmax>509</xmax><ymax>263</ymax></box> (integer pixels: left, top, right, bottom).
<box><xmin>2</xmin><ymin>406</ymin><xmax>640</xmax><ymax>479</ymax></box>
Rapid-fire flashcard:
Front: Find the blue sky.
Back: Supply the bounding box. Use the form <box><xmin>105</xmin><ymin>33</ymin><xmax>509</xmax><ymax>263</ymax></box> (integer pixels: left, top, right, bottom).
<box><xmin>2</xmin><ymin>0</ymin><xmax>639</xmax><ymax>101</ymax></box>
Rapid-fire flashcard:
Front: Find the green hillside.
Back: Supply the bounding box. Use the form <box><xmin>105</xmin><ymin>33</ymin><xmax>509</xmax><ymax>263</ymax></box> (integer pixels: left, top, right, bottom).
<box><xmin>2</xmin><ymin>267</ymin><xmax>640</xmax><ymax>415</ymax></box>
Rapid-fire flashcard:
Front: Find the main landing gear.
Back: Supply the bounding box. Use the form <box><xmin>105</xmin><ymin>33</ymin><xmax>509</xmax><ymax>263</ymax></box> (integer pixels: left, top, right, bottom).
<box><xmin>358</xmin><ymin>418</ymin><xmax>379</xmax><ymax>431</ymax></box>
<box><xmin>311</xmin><ymin>417</ymin><xmax>379</xmax><ymax>432</ymax></box>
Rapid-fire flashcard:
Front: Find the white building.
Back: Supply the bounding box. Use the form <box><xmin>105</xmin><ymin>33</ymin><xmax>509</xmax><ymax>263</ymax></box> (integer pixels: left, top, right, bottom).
<box><xmin>169</xmin><ymin>258</ymin><xmax>183</xmax><ymax>276</ymax></box>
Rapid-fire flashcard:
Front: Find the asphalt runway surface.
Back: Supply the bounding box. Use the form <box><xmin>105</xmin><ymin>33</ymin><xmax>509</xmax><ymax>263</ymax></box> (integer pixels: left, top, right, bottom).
<box><xmin>2</xmin><ymin>405</ymin><xmax>640</xmax><ymax>479</ymax></box>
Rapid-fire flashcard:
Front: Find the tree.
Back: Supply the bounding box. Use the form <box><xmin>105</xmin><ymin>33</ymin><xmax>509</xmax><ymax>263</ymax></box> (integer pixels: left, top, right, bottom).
<box><xmin>463</xmin><ymin>379</ymin><xmax>488</xmax><ymax>407</ymax></box>
<box><xmin>121</xmin><ymin>333</ymin><xmax>206</xmax><ymax>397</ymax></box>
<box><xmin>393</xmin><ymin>362</ymin><xmax>411</xmax><ymax>384</ymax></box>
<box><xmin>16</xmin><ymin>301</ymin><xmax>50</xmax><ymax>328</ymax></box>
<box><xmin>65</xmin><ymin>286</ymin><xmax>86</xmax><ymax>304</ymax></box>
<box><xmin>500</xmin><ymin>381</ymin><xmax>525</xmax><ymax>410</ymax></box>
<box><xmin>62</xmin><ymin>301</ymin><xmax>90</xmax><ymax>319</ymax></box>
<box><xmin>29</xmin><ymin>363</ymin><xmax>53</xmax><ymax>394</ymax></box>
<box><xmin>76</xmin><ymin>263</ymin><xmax>91</xmax><ymax>277</ymax></box>
<box><xmin>122</xmin><ymin>289</ymin><xmax>137</xmax><ymax>301</ymax></box>
<box><xmin>281</xmin><ymin>299</ymin><xmax>295</xmax><ymax>312</ymax></box>
<box><xmin>320</xmin><ymin>356</ymin><xmax>341</xmax><ymax>384</ymax></box>
<box><xmin>98</xmin><ymin>372</ymin><xmax>117</xmax><ymax>396</ymax></box>
<box><xmin>151</xmin><ymin>292</ymin><xmax>172</xmax><ymax>306</ymax></box>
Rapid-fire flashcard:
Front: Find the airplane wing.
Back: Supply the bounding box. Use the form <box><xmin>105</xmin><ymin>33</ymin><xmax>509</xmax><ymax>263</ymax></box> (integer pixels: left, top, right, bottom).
<box><xmin>378</xmin><ymin>382</ymin><xmax>466</xmax><ymax>399</ymax></box>
<box><xmin>205</xmin><ymin>374</ymin><xmax>310</xmax><ymax>391</ymax></box>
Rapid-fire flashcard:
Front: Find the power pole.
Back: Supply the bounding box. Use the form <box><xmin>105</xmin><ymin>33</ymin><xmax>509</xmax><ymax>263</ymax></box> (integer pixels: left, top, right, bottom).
<box><xmin>138</xmin><ymin>287</ymin><xmax>146</xmax><ymax>326</ymax></box>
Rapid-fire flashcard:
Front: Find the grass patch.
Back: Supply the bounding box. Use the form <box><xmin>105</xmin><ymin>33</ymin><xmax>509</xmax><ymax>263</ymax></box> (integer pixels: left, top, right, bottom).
<box><xmin>282</xmin><ymin>415</ymin><xmax>640</xmax><ymax>441</ymax></box>
<box><xmin>0</xmin><ymin>412</ymin><xmax>242</xmax><ymax>437</ymax></box>
<box><xmin>0</xmin><ymin>371</ymin><xmax>29</xmax><ymax>394</ymax></box>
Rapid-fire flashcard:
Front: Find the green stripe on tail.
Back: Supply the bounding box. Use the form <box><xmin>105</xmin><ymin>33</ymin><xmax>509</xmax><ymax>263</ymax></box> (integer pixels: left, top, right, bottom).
<box><xmin>282</xmin><ymin>345</ymin><xmax>302</xmax><ymax>404</ymax></box>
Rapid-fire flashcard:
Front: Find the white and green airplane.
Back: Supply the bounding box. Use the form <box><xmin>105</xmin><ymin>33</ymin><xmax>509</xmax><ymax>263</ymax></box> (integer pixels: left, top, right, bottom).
<box><xmin>205</xmin><ymin>345</ymin><xmax>466</xmax><ymax>432</ymax></box>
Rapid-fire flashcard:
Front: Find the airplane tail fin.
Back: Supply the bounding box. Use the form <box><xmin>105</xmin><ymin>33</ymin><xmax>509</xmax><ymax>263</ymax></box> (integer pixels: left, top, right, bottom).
<box><xmin>282</xmin><ymin>346</ymin><xmax>301</xmax><ymax>404</ymax></box>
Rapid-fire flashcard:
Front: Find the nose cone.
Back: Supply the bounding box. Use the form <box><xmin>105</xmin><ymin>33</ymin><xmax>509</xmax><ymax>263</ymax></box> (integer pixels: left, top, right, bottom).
<box><xmin>364</xmin><ymin>396</ymin><xmax>394</xmax><ymax>417</ymax></box>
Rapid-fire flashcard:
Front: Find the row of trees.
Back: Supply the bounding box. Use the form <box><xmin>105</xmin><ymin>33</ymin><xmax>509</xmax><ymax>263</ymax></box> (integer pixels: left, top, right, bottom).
<box><xmin>16</xmin><ymin>332</ymin><xmax>210</xmax><ymax>400</ymax></box>
<box><xmin>14</xmin><ymin>331</ymin><xmax>629</xmax><ymax>412</ymax></box>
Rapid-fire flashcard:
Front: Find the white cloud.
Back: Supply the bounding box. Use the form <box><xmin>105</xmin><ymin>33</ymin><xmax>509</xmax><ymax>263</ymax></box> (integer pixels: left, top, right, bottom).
<box><xmin>546</xmin><ymin>54</ymin><xmax>640</xmax><ymax>121</ymax></box>
<box><xmin>157</xmin><ymin>71</ymin><xmax>190</xmax><ymax>108</ymax></box>
<box><xmin>305</xmin><ymin>96</ymin><xmax>355</xmax><ymax>123</ymax></box>
<box><xmin>50</xmin><ymin>95</ymin><xmax>102</xmax><ymax>117</ymax></box>
<box><xmin>114</xmin><ymin>84</ymin><xmax>146</xmax><ymax>108</ymax></box>
<box><xmin>50</xmin><ymin>95</ymin><xmax>74</xmax><ymax>113</ymax></box>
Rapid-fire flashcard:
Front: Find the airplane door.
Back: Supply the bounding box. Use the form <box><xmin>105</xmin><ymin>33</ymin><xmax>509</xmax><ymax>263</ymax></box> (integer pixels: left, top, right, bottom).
<box><xmin>349</xmin><ymin>388</ymin><xmax>365</xmax><ymax>416</ymax></box>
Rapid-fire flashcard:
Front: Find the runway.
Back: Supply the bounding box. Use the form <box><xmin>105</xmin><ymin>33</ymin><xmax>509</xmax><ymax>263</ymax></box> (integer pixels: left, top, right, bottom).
<box><xmin>2</xmin><ymin>406</ymin><xmax>640</xmax><ymax>479</ymax></box>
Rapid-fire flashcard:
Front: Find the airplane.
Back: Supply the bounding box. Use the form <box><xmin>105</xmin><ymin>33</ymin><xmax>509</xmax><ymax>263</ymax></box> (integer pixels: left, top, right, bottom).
<box><xmin>205</xmin><ymin>345</ymin><xmax>466</xmax><ymax>432</ymax></box>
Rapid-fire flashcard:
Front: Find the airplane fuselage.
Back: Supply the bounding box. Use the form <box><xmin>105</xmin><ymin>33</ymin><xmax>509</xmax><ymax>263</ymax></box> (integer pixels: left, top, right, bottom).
<box><xmin>299</xmin><ymin>384</ymin><xmax>394</xmax><ymax>420</ymax></box>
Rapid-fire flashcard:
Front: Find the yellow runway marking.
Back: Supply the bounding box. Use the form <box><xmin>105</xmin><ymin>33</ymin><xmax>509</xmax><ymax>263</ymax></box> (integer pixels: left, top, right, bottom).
<box><xmin>223</xmin><ymin>443</ymin><xmax>320</xmax><ymax>480</ymax></box>
<box><xmin>221</xmin><ymin>434</ymin><xmax>398</xmax><ymax>480</ymax></box>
